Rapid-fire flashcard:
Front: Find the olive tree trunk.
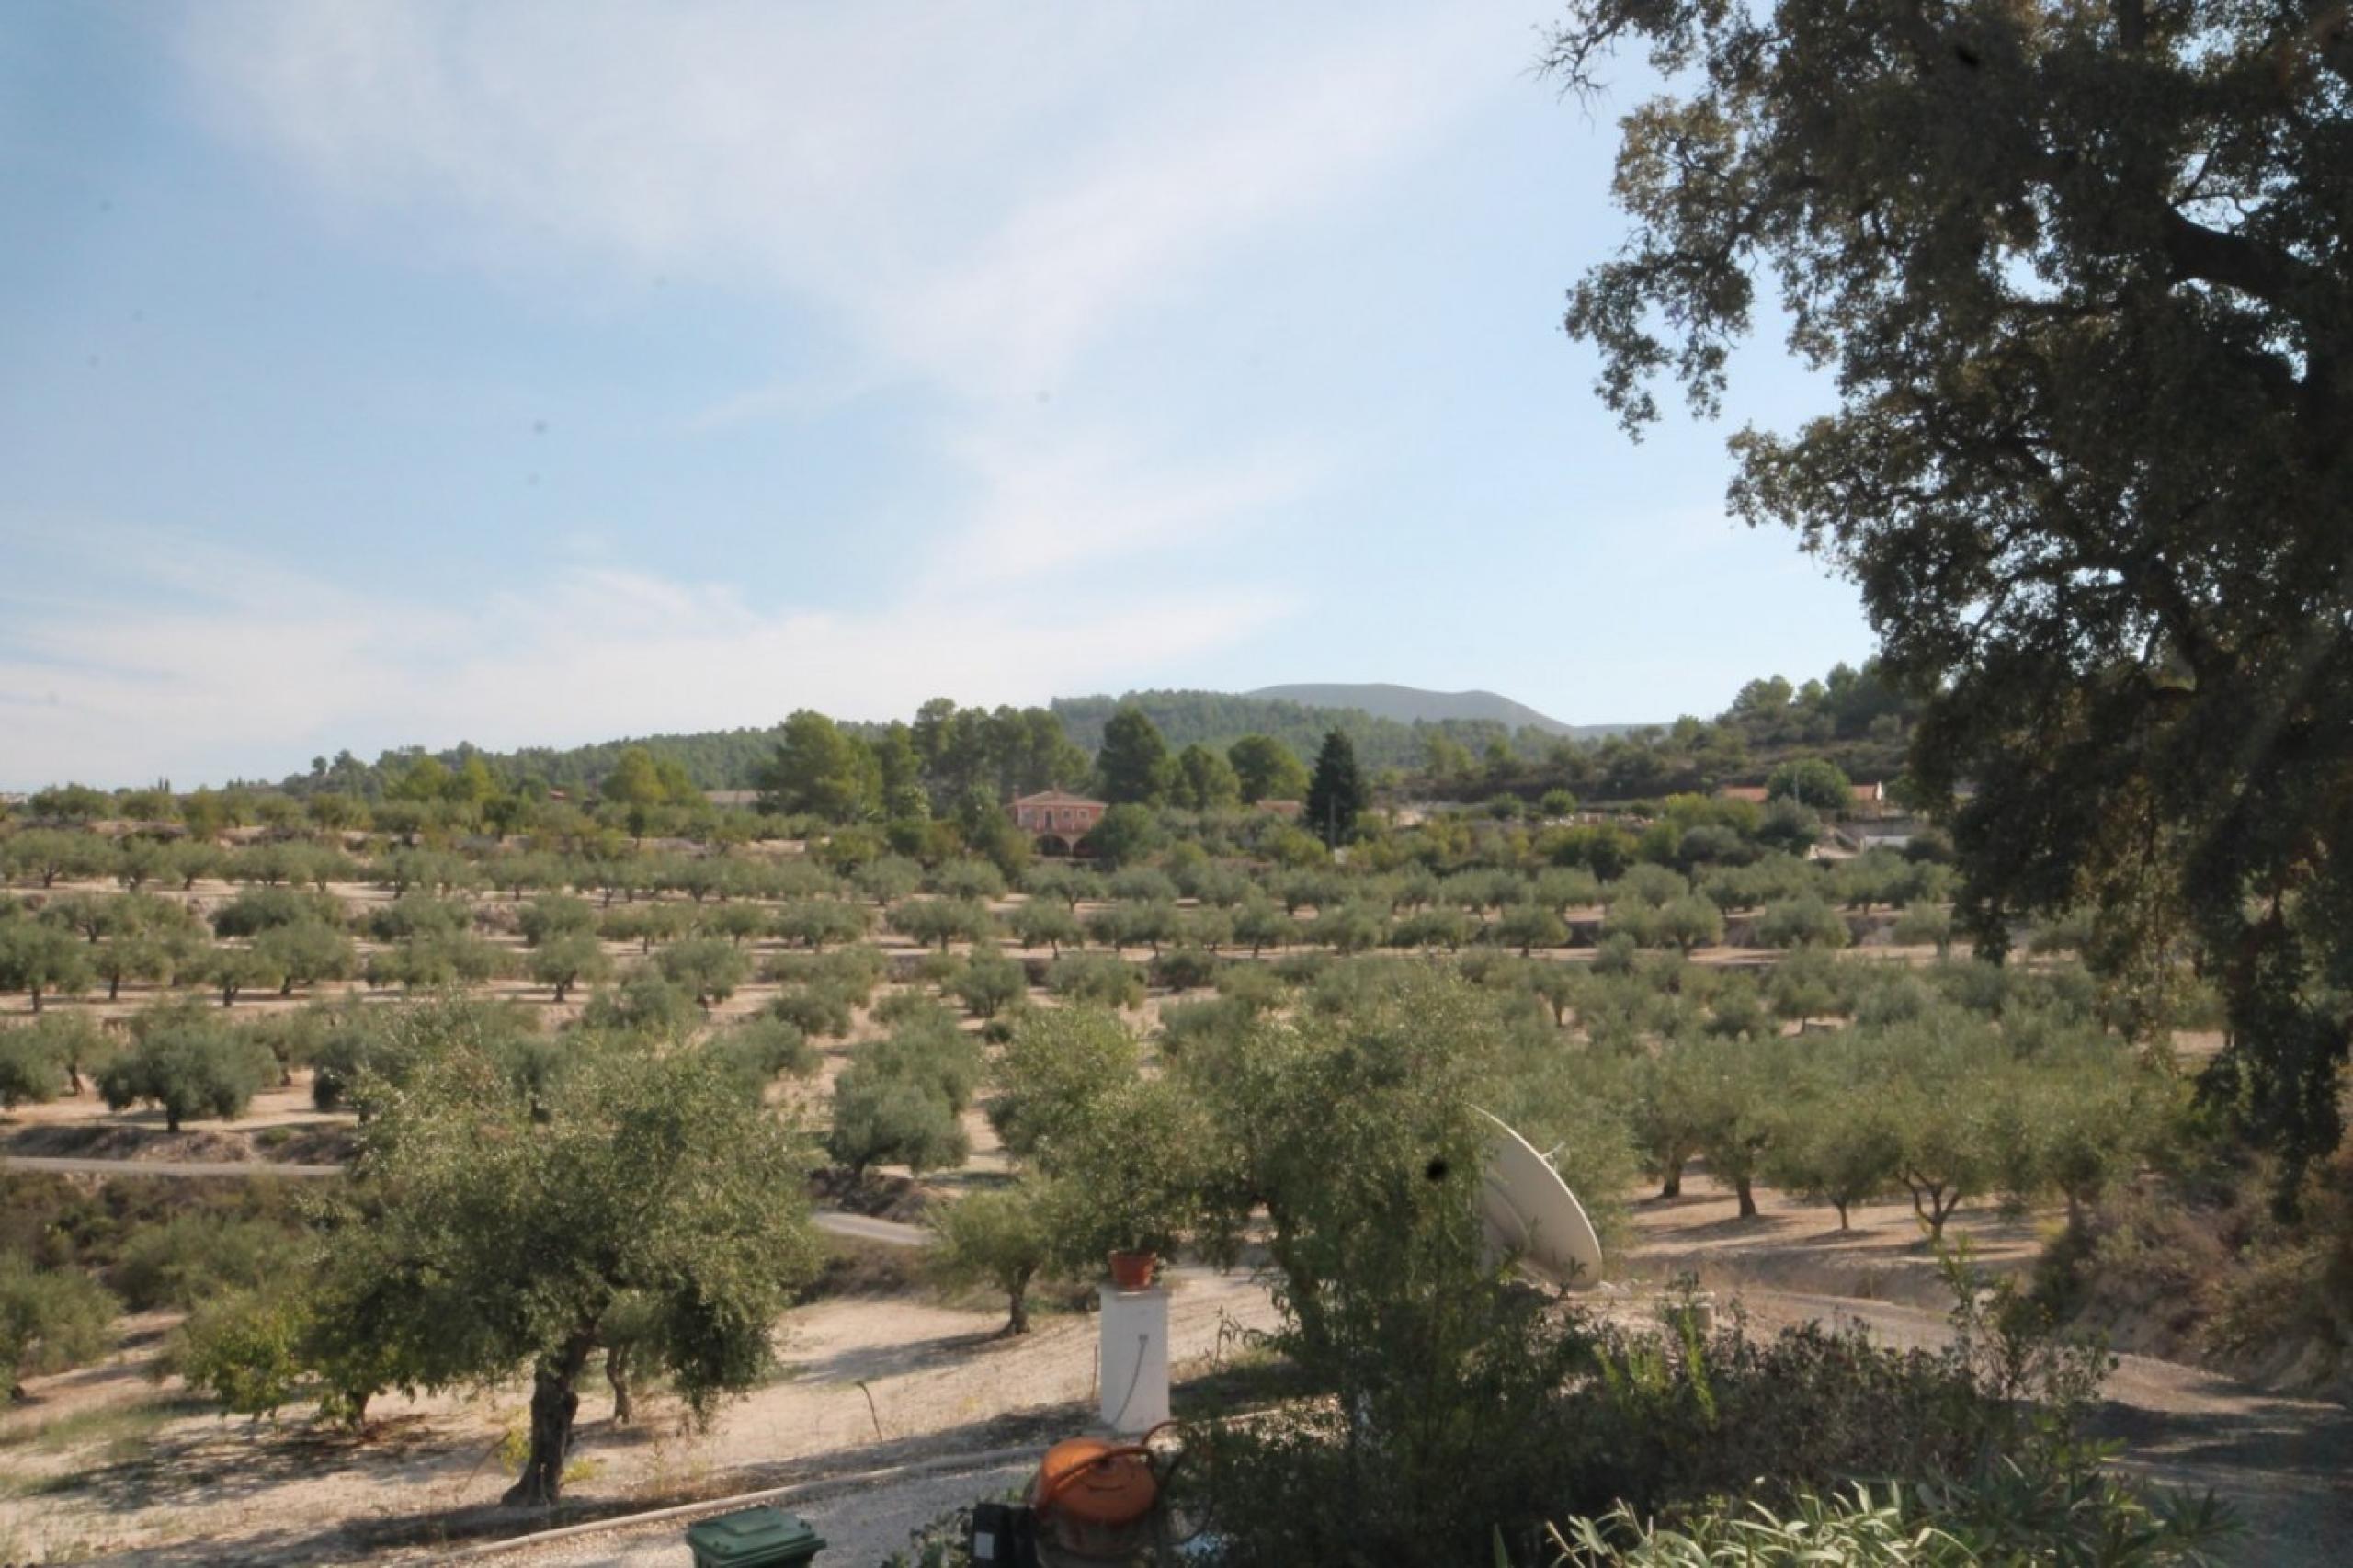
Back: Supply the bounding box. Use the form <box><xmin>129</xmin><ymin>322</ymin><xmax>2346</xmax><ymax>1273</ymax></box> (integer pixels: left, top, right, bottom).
<box><xmin>505</xmin><ymin>1338</ymin><xmax>593</xmax><ymax>1506</ymax></box>
<box><xmin>1005</xmin><ymin>1267</ymin><xmax>1034</xmax><ymax>1336</ymax></box>
<box><xmin>607</xmin><ymin>1343</ymin><xmax>633</xmax><ymax>1425</ymax></box>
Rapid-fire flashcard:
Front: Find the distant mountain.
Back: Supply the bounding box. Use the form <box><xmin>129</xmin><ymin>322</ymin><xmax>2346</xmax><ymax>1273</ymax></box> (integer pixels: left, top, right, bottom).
<box><xmin>1245</xmin><ymin>684</ymin><xmax>1616</xmax><ymax>739</ymax></box>
<box><xmin>1051</xmin><ymin>688</ymin><xmax>1644</xmax><ymax>775</ymax></box>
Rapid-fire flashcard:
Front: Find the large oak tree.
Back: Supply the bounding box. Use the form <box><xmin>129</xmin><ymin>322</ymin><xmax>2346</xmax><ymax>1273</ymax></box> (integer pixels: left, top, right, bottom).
<box><xmin>1550</xmin><ymin>0</ymin><xmax>2353</xmax><ymax>1183</ymax></box>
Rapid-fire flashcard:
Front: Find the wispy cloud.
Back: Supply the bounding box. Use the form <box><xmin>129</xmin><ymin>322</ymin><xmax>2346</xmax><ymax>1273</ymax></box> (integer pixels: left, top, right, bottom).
<box><xmin>179</xmin><ymin>3</ymin><xmax>1501</xmax><ymax>402</ymax></box>
<box><xmin>933</xmin><ymin>426</ymin><xmax>1330</xmax><ymax>586</ymax></box>
<box><xmin>0</xmin><ymin>528</ymin><xmax>1292</xmax><ymax>788</ymax></box>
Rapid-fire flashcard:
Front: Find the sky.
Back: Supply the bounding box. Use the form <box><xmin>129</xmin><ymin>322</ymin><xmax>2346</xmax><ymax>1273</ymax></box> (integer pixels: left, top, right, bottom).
<box><xmin>0</xmin><ymin>2</ymin><xmax>1872</xmax><ymax>790</ymax></box>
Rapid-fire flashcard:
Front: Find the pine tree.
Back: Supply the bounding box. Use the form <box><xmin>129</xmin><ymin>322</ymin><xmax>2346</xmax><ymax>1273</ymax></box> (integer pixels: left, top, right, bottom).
<box><xmin>1305</xmin><ymin>730</ymin><xmax>1366</xmax><ymax>847</ymax></box>
<box><xmin>1095</xmin><ymin>706</ymin><xmax>1170</xmax><ymax>805</ymax></box>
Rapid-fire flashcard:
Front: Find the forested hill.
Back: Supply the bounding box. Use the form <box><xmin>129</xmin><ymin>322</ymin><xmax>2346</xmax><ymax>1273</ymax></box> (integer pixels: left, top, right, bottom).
<box><xmin>1246</xmin><ymin>683</ymin><xmax>1590</xmax><ymax>736</ymax></box>
<box><xmin>1049</xmin><ymin>689</ymin><xmax>1562</xmax><ymax>774</ymax></box>
<box><xmin>277</xmin><ymin>724</ymin><xmax>797</xmax><ymax>798</ymax></box>
<box><xmin>275</xmin><ymin>689</ymin><xmax>1579</xmax><ymax>798</ymax></box>
<box><xmin>253</xmin><ymin>663</ymin><xmax>1914</xmax><ymax>801</ymax></box>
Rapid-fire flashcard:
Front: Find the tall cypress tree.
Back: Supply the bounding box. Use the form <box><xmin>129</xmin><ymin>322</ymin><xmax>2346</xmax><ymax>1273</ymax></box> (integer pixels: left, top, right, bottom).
<box><xmin>1305</xmin><ymin>729</ymin><xmax>1366</xmax><ymax>847</ymax></box>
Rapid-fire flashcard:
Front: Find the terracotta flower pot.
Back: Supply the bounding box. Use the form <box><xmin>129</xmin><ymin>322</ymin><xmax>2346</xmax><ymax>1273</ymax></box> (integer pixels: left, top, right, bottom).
<box><xmin>1107</xmin><ymin>1249</ymin><xmax>1158</xmax><ymax>1290</ymax></box>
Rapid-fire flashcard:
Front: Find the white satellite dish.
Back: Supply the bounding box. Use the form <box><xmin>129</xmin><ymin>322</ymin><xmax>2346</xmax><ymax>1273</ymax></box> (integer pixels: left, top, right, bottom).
<box><xmin>1474</xmin><ymin>1108</ymin><xmax>1603</xmax><ymax>1290</ymax></box>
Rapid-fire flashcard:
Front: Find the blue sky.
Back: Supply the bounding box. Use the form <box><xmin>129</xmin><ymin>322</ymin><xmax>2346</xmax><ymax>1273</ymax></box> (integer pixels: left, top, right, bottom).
<box><xmin>0</xmin><ymin>2</ymin><xmax>1871</xmax><ymax>790</ymax></box>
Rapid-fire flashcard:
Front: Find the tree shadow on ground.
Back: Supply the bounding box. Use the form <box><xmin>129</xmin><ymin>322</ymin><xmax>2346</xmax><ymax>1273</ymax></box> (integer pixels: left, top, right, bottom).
<box><xmin>51</xmin><ymin>1412</ymin><xmax>450</xmax><ymax>1517</ymax></box>
<box><xmin>785</xmin><ymin>1327</ymin><xmax>1007</xmax><ymax>1387</ymax></box>
<box><xmin>203</xmin><ymin>1401</ymin><xmax>1090</xmax><ymax>1564</ymax></box>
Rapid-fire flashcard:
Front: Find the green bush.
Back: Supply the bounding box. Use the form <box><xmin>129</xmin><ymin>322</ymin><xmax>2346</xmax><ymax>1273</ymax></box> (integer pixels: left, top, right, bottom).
<box><xmin>0</xmin><ymin>1252</ymin><xmax>118</xmax><ymax>1387</ymax></box>
<box><xmin>358</xmin><ymin>894</ymin><xmax>472</xmax><ymax>943</ymax></box>
<box><xmin>1046</xmin><ymin>952</ymin><xmax>1145</xmax><ymax>1009</ymax></box>
<box><xmin>888</xmin><ymin>897</ymin><xmax>995</xmax><ymax>951</ymax></box>
<box><xmin>0</xmin><ymin>1023</ymin><xmax>67</xmax><ymax>1108</ymax></box>
<box><xmin>581</xmin><ymin>970</ymin><xmax>702</xmax><ymax>1038</ymax></box>
<box><xmin>173</xmin><ymin>1285</ymin><xmax>313</xmax><ymax>1417</ymax></box>
<box><xmin>1150</xmin><ymin>946</ymin><xmax>1220</xmax><ymax>992</ymax></box>
<box><xmin>769</xmin><ymin>984</ymin><xmax>857</xmax><ymax>1040</ymax></box>
<box><xmin>704</xmin><ymin>1017</ymin><xmax>817</xmax><ymax>1096</ymax></box>
<box><xmin>862</xmin><ymin>1018</ymin><xmax>984</xmax><ymax>1113</ymax></box>
<box><xmin>772</xmin><ymin>899</ymin><xmax>870</xmax><ymax>949</ymax></box>
<box><xmin>517</xmin><ymin>894</ymin><xmax>597</xmax><ymax>946</ymax></box>
<box><xmin>111</xmin><ymin>1213</ymin><xmax>302</xmax><ymax>1311</ymax></box>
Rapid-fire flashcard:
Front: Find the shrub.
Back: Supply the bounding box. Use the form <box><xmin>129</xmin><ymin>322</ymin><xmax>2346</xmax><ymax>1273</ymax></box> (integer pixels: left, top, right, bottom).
<box><xmin>773</xmin><ymin>899</ymin><xmax>870</xmax><ymax>950</ymax></box>
<box><xmin>0</xmin><ymin>1024</ymin><xmax>66</xmax><ymax>1108</ymax></box>
<box><xmin>517</xmin><ymin>894</ymin><xmax>597</xmax><ymax>947</ymax></box>
<box><xmin>1494</xmin><ymin>906</ymin><xmax>1570</xmax><ymax>956</ymax></box>
<box><xmin>363</xmin><ymin>932</ymin><xmax>510</xmax><ymax>990</ymax></box>
<box><xmin>253</xmin><ymin>919</ymin><xmax>358</xmax><ymax>995</ymax></box>
<box><xmin>1150</xmin><ymin>946</ymin><xmax>1220</xmax><ymax>992</ymax></box>
<box><xmin>931</xmin><ymin>858</ymin><xmax>1007</xmax><ymax>901</ymax></box>
<box><xmin>174</xmin><ymin>1285</ymin><xmax>311</xmax><ymax>1416</ymax></box>
<box><xmin>866</xmin><ymin>1017</ymin><xmax>985</xmax><ymax>1112</ymax></box>
<box><xmin>358</xmin><ymin>894</ymin><xmax>472</xmax><ymax>943</ymax></box>
<box><xmin>0</xmin><ymin>1253</ymin><xmax>118</xmax><ymax>1387</ymax></box>
<box><xmin>1046</xmin><ymin>952</ymin><xmax>1145</xmax><ymax>1010</ymax></box>
<box><xmin>769</xmin><ymin>984</ymin><xmax>857</xmax><ymax>1040</ymax></box>
<box><xmin>1007</xmin><ymin>901</ymin><xmax>1083</xmax><ymax>954</ymax></box>
<box><xmin>0</xmin><ymin>920</ymin><xmax>93</xmax><ymax>1011</ymax></box>
<box><xmin>581</xmin><ymin>970</ymin><xmax>703</xmax><ymax>1039</ymax></box>
<box><xmin>529</xmin><ymin>933</ymin><xmax>613</xmax><ymax>1003</ymax></box>
<box><xmin>704</xmin><ymin>1017</ymin><xmax>817</xmax><ymax>1096</ymax></box>
<box><xmin>112</xmin><ymin>1214</ymin><xmax>301</xmax><ymax>1312</ymax></box>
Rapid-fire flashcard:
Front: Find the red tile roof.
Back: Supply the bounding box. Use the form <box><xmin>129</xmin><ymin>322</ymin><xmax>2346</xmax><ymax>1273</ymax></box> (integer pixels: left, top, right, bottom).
<box><xmin>1012</xmin><ymin>790</ymin><xmax>1107</xmax><ymax>808</ymax></box>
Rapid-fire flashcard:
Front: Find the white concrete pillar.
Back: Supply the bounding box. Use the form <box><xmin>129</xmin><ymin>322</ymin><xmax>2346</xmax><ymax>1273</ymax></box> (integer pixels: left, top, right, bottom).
<box><xmin>1097</xmin><ymin>1284</ymin><xmax>1170</xmax><ymax>1435</ymax></box>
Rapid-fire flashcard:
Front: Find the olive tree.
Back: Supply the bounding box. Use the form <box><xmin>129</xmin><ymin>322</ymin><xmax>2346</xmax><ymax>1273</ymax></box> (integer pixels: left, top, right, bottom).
<box><xmin>772</xmin><ymin>898</ymin><xmax>870</xmax><ymax>950</ymax></box>
<box><xmin>826</xmin><ymin>1069</ymin><xmax>968</xmax><ymax>1179</ymax></box>
<box><xmin>0</xmin><ymin>921</ymin><xmax>91</xmax><ymax>1013</ymax></box>
<box><xmin>529</xmin><ymin>934</ymin><xmax>613</xmax><ymax>1004</ymax></box>
<box><xmin>0</xmin><ymin>1025</ymin><xmax>64</xmax><ymax>1108</ymax></box>
<box><xmin>931</xmin><ymin>1181</ymin><xmax>1055</xmax><ymax>1335</ymax></box>
<box><xmin>299</xmin><ymin>1031</ymin><xmax>823</xmax><ymax>1504</ymax></box>
<box><xmin>986</xmin><ymin>1006</ymin><xmax>1139</xmax><ymax>1160</ymax></box>
<box><xmin>254</xmin><ymin>920</ymin><xmax>357</xmax><ymax>996</ymax></box>
<box><xmin>655</xmin><ymin>937</ymin><xmax>750</xmax><ymax>1007</ymax></box>
<box><xmin>97</xmin><ymin>1007</ymin><xmax>272</xmax><ymax>1131</ymax></box>
<box><xmin>1008</xmin><ymin>901</ymin><xmax>1083</xmax><ymax>955</ymax></box>
<box><xmin>887</xmin><ymin>897</ymin><xmax>994</xmax><ymax>952</ymax></box>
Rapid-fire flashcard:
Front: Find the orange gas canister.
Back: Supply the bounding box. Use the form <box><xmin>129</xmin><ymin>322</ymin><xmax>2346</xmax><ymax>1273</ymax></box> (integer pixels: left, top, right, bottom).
<box><xmin>1029</xmin><ymin>1436</ymin><xmax>1159</xmax><ymax>1559</ymax></box>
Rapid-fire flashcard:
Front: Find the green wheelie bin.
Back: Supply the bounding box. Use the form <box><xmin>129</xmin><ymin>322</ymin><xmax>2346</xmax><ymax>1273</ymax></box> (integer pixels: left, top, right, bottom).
<box><xmin>685</xmin><ymin>1506</ymin><xmax>825</xmax><ymax>1567</ymax></box>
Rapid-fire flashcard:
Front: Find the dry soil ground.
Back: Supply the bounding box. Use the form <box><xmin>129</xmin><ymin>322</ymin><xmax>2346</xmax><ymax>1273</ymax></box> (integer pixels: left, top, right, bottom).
<box><xmin>0</xmin><ymin>878</ymin><xmax>2330</xmax><ymax>1565</ymax></box>
<box><xmin>8</xmin><ymin>1165</ymin><xmax>2344</xmax><ymax>1567</ymax></box>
